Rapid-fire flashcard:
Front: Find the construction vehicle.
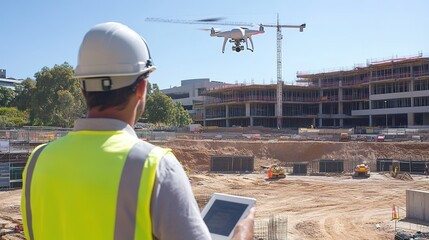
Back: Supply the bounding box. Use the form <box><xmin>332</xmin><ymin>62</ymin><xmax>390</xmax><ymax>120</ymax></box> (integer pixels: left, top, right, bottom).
<box><xmin>267</xmin><ymin>165</ymin><xmax>286</xmax><ymax>179</ymax></box>
<box><xmin>340</xmin><ymin>133</ymin><xmax>350</xmax><ymax>142</ymax></box>
<box><xmin>354</xmin><ymin>164</ymin><xmax>370</xmax><ymax>178</ymax></box>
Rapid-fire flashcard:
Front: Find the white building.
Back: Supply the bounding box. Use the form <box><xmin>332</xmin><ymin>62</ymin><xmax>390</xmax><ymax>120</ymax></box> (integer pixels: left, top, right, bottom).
<box><xmin>161</xmin><ymin>78</ymin><xmax>228</xmax><ymax>123</ymax></box>
<box><xmin>0</xmin><ymin>69</ymin><xmax>21</xmax><ymax>90</ymax></box>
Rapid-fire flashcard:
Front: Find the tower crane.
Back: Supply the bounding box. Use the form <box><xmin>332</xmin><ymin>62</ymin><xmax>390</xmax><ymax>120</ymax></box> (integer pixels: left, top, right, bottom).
<box><xmin>261</xmin><ymin>14</ymin><xmax>306</xmax><ymax>83</ymax></box>
<box><xmin>259</xmin><ymin>14</ymin><xmax>306</xmax><ymax>128</ymax></box>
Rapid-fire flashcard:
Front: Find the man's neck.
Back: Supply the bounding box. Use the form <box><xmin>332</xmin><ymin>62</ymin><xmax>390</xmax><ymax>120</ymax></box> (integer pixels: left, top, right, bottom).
<box><xmin>87</xmin><ymin>108</ymin><xmax>136</xmax><ymax>127</ymax></box>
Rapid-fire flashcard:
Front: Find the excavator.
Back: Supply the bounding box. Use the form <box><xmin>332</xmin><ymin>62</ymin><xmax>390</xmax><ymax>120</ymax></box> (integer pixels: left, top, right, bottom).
<box><xmin>354</xmin><ymin>164</ymin><xmax>370</xmax><ymax>178</ymax></box>
<box><xmin>267</xmin><ymin>165</ymin><xmax>286</xmax><ymax>179</ymax></box>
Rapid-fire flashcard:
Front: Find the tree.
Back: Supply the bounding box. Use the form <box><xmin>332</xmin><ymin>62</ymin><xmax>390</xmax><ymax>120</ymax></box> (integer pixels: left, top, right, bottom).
<box><xmin>0</xmin><ymin>86</ymin><xmax>16</xmax><ymax>107</ymax></box>
<box><xmin>171</xmin><ymin>102</ymin><xmax>192</xmax><ymax>127</ymax></box>
<box><xmin>143</xmin><ymin>85</ymin><xmax>175</xmax><ymax>124</ymax></box>
<box><xmin>0</xmin><ymin>107</ymin><xmax>29</xmax><ymax>128</ymax></box>
<box><xmin>13</xmin><ymin>78</ymin><xmax>36</xmax><ymax>111</ymax></box>
<box><xmin>53</xmin><ymin>90</ymin><xmax>80</xmax><ymax>128</ymax></box>
<box><xmin>142</xmin><ymin>84</ymin><xmax>192</xmax><ymax>127</ymax></box>
<box><xmin>30</xmin><ymin>63</ymin><xmax>86</xmax><ymax>127</ymax></box>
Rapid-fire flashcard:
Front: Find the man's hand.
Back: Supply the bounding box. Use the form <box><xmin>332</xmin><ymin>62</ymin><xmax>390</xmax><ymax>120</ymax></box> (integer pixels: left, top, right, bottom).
<box><xmin>232</xmin><ymin>207</ymin><xmax>255</xmax><ymax>240</ymax></box>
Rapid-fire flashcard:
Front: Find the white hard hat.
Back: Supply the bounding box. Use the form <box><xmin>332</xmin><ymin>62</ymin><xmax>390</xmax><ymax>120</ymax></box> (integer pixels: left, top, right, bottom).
<box><xmin>74</xmin><ymin>22</ymin><xmax>156</xmax><ymax>91</ymax></box>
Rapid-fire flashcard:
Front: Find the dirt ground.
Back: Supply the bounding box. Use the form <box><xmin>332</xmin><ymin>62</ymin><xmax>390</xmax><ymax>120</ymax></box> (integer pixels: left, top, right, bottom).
<box><xmin>1</xmin><ymin>139</ymin><xmax>429</xmax><ymax>239</ymax></box>
<box><xmin>191</xmin><ymin>172</ymin><xmax>429</xmax><ymax>239</ymax></box>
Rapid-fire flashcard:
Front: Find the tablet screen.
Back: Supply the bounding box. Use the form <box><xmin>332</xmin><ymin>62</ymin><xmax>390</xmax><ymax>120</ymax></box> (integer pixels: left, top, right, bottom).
<box><xmin>203</xmin><ymin>199</ymin><xmax>248</xmax><ymax>236</ymax></box>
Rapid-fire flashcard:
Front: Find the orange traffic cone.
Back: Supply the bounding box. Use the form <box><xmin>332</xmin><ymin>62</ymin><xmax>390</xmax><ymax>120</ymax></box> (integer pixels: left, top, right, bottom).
<box><xmin>392</xmin><ymin>205</ymin><xmax>399</xmax><ymax>220</ymax></box>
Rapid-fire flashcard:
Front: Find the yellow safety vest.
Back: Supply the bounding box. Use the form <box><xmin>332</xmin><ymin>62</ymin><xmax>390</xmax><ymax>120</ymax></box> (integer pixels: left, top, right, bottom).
<box><xmin>21</xmin><ymin>130</ymin><xmax>169</xmax><ymax>240</ymax></box>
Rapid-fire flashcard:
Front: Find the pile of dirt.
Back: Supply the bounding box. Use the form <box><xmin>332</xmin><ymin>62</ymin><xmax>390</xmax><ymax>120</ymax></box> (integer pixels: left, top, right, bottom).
<box><xmin>157</xmin><ymin>139</ymin><xmax>429</xmax><ymax>172</ymax></box>
<box><xmin>396</xmin><ymin>172</ymin><xmax>414</xmax><ymax>181</ymax></box>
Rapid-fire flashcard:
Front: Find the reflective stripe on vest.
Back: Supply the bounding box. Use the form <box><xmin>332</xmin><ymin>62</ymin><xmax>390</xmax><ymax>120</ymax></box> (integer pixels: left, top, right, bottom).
<box><xmin>24</xmin><ymin>142</ymin><xmax>167</xmax><ymax>240</ymax></box>
<box><xmin>24</xmin><ymin>144</ymin><xmax>47</xmax><ymax>240</ymax></box>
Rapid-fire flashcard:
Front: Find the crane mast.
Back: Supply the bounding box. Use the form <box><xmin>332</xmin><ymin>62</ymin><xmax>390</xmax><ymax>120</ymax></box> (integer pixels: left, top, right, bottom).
<box><xmin>276</xmin><ymin>16</ymin><xmax>283</xmax><ymax>83</ymax></box>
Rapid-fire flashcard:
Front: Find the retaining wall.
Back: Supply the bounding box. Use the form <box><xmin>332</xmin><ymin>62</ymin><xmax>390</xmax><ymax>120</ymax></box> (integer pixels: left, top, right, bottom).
<box><xmin>406</xmin><ymin>189</ymin><xmax>429</xmax><ymax>222</ymax></box>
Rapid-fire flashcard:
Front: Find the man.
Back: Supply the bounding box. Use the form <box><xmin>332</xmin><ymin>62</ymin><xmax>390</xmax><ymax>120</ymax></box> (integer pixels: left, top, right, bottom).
<box><xmin>21</xmin><ymin>22</ymin><xmax>254</xmax><ymax>239</ymax></box>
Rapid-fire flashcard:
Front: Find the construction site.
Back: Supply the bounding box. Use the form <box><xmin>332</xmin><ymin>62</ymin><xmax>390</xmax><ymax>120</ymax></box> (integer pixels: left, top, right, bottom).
<box><xmin>1</xmin><ymin>128</ymin><xmax>429</xmax><ymax>239</ymax></box>
<box><xmin>2</xmin><ymin>54</ymin><xmax>429</xmax><ymax>239</ymax></box>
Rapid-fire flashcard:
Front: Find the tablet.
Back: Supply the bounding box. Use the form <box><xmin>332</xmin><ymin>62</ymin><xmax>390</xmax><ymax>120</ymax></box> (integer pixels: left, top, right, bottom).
<box><xmin>201</xmin><ymin>193</ymin><xmax>256</xmax><ymax>240</ymax></box>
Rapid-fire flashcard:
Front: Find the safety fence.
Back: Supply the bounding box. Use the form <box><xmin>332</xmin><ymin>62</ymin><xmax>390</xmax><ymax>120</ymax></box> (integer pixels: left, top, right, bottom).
<box><xmin>394</xmin><ymin>219</ymin><xmax>429</xmax><ymax>237</ymax></box>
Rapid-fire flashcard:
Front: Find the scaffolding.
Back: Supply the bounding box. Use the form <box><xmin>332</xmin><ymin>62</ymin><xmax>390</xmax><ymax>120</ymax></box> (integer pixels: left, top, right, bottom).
<box><xmin>0</xmin><ymin>129</ymin><xmax>58</xmax><ymax>190</ymax></box>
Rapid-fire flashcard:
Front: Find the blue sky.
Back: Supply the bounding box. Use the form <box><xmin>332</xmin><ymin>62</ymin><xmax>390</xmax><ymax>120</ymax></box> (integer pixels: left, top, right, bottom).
<box><xmin>1</xmin><ymin>0</ymin><xmax>428</xmax><ymax>90</ymax></box>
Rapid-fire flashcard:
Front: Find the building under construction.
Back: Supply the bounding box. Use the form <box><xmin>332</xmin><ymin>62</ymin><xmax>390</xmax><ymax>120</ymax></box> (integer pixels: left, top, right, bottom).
<box><xmin>200</xmin><ymin>54</ymin><xmax>429</xmax><ymax>128</ymax></box>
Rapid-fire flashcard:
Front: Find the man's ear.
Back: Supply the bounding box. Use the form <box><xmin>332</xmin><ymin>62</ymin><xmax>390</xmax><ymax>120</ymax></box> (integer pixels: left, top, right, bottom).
<box><xmin>136</xmin><ymin>79</ymin><xmax>148</xmax><ymax>100</ymax></box>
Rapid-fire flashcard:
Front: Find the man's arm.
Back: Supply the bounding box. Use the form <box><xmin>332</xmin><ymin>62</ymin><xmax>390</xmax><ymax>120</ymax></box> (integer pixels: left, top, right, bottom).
<box><xmin>150</xmin><ymin>153</ymin><xmax>211</xmax><ymax>240</ymax></box>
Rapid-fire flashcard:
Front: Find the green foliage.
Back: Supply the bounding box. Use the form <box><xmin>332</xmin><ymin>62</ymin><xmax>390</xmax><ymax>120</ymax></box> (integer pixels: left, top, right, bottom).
<box><xmin>30</xmin><ymin>63</ymin><xmax>86</xmax><ymax>127</ymax></box>
<box><xmin>0</xmin><ymin>86</ymin><xmax>16</xmax><ymax>107</ymax></box>
<box><xmin>143</xmin><ymin>85</ymin><xmax>175</xmax><ymax>124</ymax></box>
<box><xmin>142</xmin><ymin>84</ymin><xmax>192</xmax><ymax>127</ymax></box>
<box><xmin>0</xmin><ymin>107</ymin><xmax>29</xmax><ymax>128</ymax></box>
<box><xmin>13</xmin><ymin>78</ymin><xmax>36</xmax><ymax>111</ymax></box>
<box><xmin>171</xmin><ymin>102</ymin><xmax>192</xmax><ymax>127</ymax></box>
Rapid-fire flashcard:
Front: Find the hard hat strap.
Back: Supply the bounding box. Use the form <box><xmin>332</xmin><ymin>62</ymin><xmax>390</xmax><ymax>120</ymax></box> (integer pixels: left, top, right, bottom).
<box><xmin>141</xmin><ymin>37</ymin><xmax>154</xmax><ymax>68</ymax></box>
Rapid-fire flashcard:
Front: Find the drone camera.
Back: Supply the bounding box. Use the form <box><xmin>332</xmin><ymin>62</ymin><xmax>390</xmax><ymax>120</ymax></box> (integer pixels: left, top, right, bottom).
<box><xmin>233</xmin><ymin>46</ymin><xmax>244</xmax><ymax>52</ymax></box>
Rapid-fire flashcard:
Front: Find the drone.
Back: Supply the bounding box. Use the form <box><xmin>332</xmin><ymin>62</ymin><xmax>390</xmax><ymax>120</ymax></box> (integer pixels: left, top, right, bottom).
<box><xmin>145</xmin><ymin>17</ymin><xmax>265</xmax><ymax>53</ymax></box>
<box><xmin>209</xmin><ymin>25</ymin><xmax>265</xmax><ymax>53</ymax></box>
<box><xmin>145</xmin><ymin>17</ymin><xmax>305</xmax><ymax>55</ymax></box>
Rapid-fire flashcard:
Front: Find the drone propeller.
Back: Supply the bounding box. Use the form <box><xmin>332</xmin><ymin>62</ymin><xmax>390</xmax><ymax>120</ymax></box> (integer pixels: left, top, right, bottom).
<box><xmin>199</xmin><ymin>27</ymin><xmax>221</xmax><ymax>32</ymax></box>
<box><xmin>196</xmin><ymin>17</ymin><xmax>225</xmax><ymax>22</ymax></box>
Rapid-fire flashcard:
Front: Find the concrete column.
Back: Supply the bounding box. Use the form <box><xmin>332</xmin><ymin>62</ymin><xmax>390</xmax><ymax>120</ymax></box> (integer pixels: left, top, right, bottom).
<box><xmin>312</xmin><ymin>118</ymin><xmax>316</xmax><ymax>126</ymax></box>
<box><xmin>340</xmin><ymin>118</ymin><xmax>344</xmax><ymax>128</ymax></box>
<box><xmin>338</xmin><ymin>102</ymin><xmax>343</xmax><ymax>115</ymax></box>
<box><xmin>368</xmin><ymin>84</ymin><xmax>372</xmax><ymax>110</ymax></box>
<box><xmin>410</xmin><ymin>64</ymin><xmax>414</xmax><ymax>92</ymax></box>
<box><xmin>245</xmin><ymin>103</ymin><xmax>250</xmax><ymax>117</ymax></box>
<box><xmin>225</xmin><ymin>105</ymin><xmax>229</xmax><ymax>127</ymax></box>
<box><xmin>203</xmin><ymin>107</ymin><xmax>206</xmax><ymax>127</ymax></box>
<box><xmin>407</xmin><ymin>113</ymin><xmax>414</xmax><ymax>127</ymax></box>
<box><xmin>369</xmin><ymin>115</ymin><xmax>373</xmax><ymax>127</ymax></box>
<box><xmin>411</xmin><ymin>78</ymin><xmax>415</xmax><ymax>107</ymax></box>
<box><xmin>250</xmin><ymin>117</ymin><xmax>254</xmax><ymax>127</ymax></box>
<box><xmin>319</xmin><ymin>118</ymin><xmax>323</xmax><ymax>127</ymax></box>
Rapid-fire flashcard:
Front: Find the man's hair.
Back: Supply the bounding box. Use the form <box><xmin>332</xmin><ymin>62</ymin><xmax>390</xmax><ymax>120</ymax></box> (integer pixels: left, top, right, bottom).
<box><xmin>83</xmin><ymin>73</ymin><xmax>148</xmax><ymax>111</ymax></box>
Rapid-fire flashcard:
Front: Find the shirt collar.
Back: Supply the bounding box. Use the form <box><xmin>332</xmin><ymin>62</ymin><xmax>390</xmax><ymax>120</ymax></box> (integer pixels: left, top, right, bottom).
<box><xmin>73</xmin><ymin>118</ymin><xmax>137</xmax><ymax>137</ymax></box>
